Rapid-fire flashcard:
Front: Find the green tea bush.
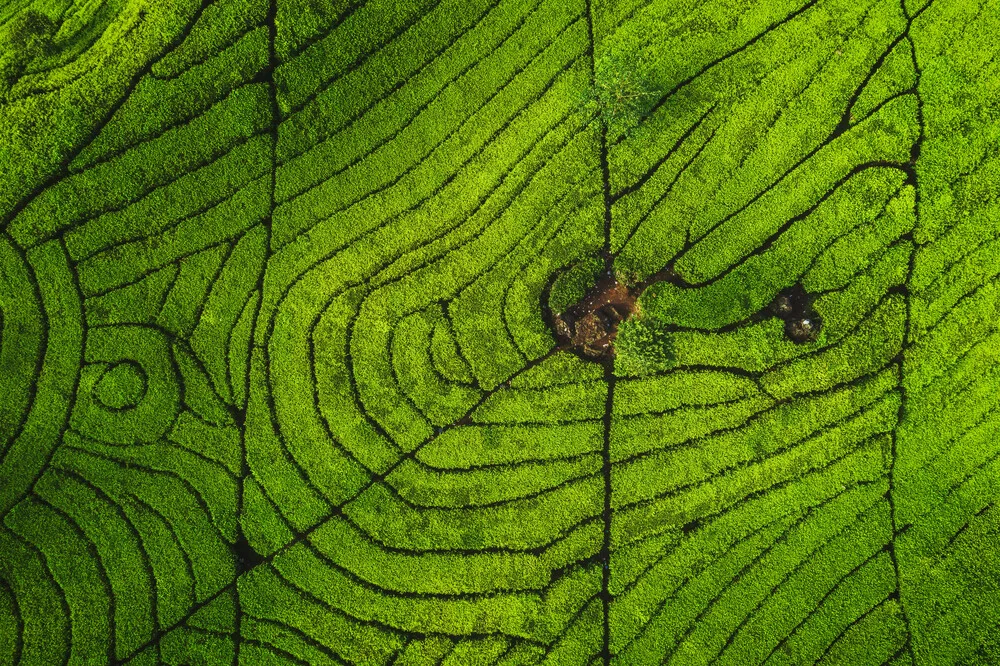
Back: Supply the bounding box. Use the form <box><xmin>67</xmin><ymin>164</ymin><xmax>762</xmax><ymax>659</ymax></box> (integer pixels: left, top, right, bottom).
<box><xmin>549</xmin><ymin>253</ymin><xmax>603</xmax><ymax>314</ymax></box>
<box><xmin>614</xmin><ymin>315</ymin><xmax>675</xmax><ymax>376</ymax></box>
<box><xmin>587</xmin><ymin>53</ymin><xmax>654</xmax><ymax>136</ymax></box>
<box><xmin>0</xmin><ymin>10</ymin><xmax>55</xmax><ymax>92</ymax></box>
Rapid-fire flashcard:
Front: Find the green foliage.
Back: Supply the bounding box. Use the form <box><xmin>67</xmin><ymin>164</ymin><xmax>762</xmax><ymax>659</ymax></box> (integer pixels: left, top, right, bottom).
<box><xmin>587</xmin><ymin>53</ymin><xmax>654</xmax><ymax>136</ymax></box>
<box><xmin>614</xmin><ymin>315</ymin><xmax>676</xmax><ymax>376</ymax></box>
<box><xmin>549</xmin><ymin>253</ymin><xmax>604</xmax><ymax>314</ymax></box>
<box><xmin>92</xmin><ymin>361</ymin><xmax>146</xmax><ymax>410</ymax></box>
<box><xmin>0</xmin><ymin>10</ymin><xmax>55</xmax><ymax>91</ymax></box>
<box><xmin>0</xmin><ymin>0</ymin><xmax>999</xmax><ymax>664</ymax></box>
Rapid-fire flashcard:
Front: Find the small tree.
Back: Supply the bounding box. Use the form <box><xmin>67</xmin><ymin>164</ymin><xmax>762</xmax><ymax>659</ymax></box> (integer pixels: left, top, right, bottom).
<box><xmin>588</xmin><ymin>54</ymin><xmax>653</xmax><ymax>136</ymax></box>
<box><xmin>614</xmin><ymin>315</ymin><xmax>675</xmax><ymax>376</ymax></box>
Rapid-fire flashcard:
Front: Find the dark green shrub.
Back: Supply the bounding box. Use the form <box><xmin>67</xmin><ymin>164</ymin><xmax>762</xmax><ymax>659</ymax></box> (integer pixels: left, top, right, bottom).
<box><xmin>0</xmin><ymin>10</ymin><xmax>56</xmax><ymax>91</ymax></box>
<box><xmin>587</xmin><ymin>53</ymin><xmax>653</xmax><ymax>136</ymax></box>
<box><xmin>614</xmin><ymin>315</ymin><xmax>675</xmax><ymax>376</ymax></box>
<box><xmin>549</xmin><ymin>254</ymin><xmax>604</xmax><ymax>314</ymax></box>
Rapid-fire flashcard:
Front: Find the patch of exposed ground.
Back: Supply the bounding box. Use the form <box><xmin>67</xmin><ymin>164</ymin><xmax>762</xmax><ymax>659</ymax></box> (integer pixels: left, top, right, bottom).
<box><xmin>768</xmin><ymin>284</ymin><xmax>822</xmax><ymax>343</ymax></box>
<box><xmin>549</xmin><ymin>269</ymin><xmax>822</xmax><ymax>361</ymax></box>
<box><xmin>551</xmin><ymin>274</ymin><xmax>637</xmax><ymax>360</ymax></box>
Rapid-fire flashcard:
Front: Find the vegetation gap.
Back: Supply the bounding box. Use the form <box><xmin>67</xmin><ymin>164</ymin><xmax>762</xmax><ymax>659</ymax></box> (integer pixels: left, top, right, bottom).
<box><xmin>583</xmin><ymin>0</ymin><xmax>616</xmax><ymax>662</ymax></box>
<box><xmin>600</xmin><ymin>362</ymin><xmax>614</xmax><ymax>664</ymax></box>
<box><xmin>886</xmin><ymin>0</ymin><xmax>927</xmax><ymax>657</ymax></box>
<box><xmin>232</xmin><ymin>0</ymin><xmax>279</xmax><ymax>662</ymax></box>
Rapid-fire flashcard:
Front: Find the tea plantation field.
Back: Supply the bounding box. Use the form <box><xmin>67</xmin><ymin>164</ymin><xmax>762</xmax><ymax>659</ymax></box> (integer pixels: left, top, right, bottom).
<box><xmin>1</xmin><ymin>0</ymin><xmax>999</xmax><ymax>663</ymax></box>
